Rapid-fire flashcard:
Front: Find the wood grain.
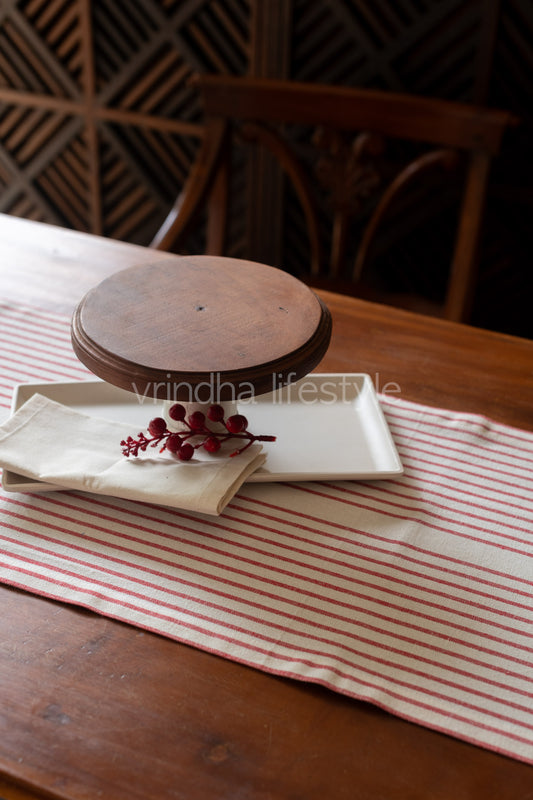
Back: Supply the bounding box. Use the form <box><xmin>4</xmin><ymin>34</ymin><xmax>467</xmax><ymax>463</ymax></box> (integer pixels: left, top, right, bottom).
<box><xmin>1</xmin><ymin>215</ymin><xmax>532</xmax><ymax>799</ymax></box>
<box><xmin>71</xmin><ymin>256</ymin><xmax>332</xmax><ymax>400</ymax></box>
<box><xmin>198</xmin><ymin>74</ymin><xmax>513</xmax><ymax>152</ymax></box>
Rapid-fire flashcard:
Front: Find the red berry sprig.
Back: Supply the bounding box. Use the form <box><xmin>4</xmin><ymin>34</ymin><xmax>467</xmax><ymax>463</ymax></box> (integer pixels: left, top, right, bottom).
<box><xmin>120</xmin><ymin>404</ymin><xmax>276</xmax><ymax>461</ymax></box>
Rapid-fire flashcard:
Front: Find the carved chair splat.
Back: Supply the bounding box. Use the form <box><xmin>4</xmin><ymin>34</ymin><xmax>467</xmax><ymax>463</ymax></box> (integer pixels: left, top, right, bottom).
<box><xmin>150</xmin><ymin>75</ymin><xmax>517</xmax><ymax>322</ymax></box>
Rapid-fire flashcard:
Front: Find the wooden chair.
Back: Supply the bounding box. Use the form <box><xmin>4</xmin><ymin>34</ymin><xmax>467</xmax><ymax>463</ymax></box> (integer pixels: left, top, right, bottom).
<box><xmin>150</xmin><ymin>75</ymin><xmax>516</xmax><ymax>322</ymax></box>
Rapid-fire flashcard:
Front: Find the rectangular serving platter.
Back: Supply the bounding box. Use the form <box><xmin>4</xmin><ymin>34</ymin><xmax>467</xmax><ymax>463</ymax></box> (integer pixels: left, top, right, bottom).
<box><xmin>1</xmin><ymin>374</ymin><xmax>403</xmax><ymax>492</ymax></box>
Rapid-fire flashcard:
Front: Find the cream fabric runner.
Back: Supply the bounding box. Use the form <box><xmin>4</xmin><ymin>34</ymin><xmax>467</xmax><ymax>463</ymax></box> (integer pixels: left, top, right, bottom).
<box><xmin>1</xmin><ymin>301</ymin><xmax>533</xmax><ymax>764</ymax></box>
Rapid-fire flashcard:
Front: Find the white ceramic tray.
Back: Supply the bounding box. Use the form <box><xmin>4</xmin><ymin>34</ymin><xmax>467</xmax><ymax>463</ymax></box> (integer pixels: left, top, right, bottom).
<box><xmin>1</xmin><ymin>374</ymin><xmax>402</xmax><ymax>492</ymax></box>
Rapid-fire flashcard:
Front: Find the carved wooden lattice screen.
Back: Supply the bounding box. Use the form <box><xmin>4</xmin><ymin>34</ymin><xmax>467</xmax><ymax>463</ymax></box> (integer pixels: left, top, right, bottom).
<box><xmin>0</xmin><ymin>0</ymin><xmax>531</xmax><ymax>333</ymax></box>
<box><xmin>0</xmin><ymin>0</ymin><xmax>251</xmax><ymax>245</ymax></box>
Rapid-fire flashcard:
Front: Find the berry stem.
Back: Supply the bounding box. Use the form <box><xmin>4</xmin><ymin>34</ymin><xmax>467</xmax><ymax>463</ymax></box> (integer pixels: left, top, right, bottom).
<box><xmin>121</xmin><ymin>406</ymin><xmax>275</xmax><ymax>461</ymax></box>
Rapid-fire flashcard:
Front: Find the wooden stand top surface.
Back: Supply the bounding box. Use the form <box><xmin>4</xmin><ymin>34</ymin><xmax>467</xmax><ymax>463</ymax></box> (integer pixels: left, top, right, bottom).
<box><xmin>71</xmin><ymin>255</ymin><xmax>332</xmax><ymax>400</ymax></box>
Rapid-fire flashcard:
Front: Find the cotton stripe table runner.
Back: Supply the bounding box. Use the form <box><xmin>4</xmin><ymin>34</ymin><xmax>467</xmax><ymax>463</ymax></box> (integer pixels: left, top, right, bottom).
<box><xmin>1</xmin><ymin>301</ymin><xmax>533</xmax><ymax>764</ymax></box>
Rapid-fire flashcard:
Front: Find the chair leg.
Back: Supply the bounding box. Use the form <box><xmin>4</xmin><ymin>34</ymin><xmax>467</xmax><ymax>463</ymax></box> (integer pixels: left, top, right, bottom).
<box><xmin>206</xmin><ymin>158</ymin><xmax>229</xmax><ymax>255</ymax></box>
<box><xmin>444</xmin><ymin>151</ymin><xmax>491</xmax><ymax>322</ymax></box>
<box><xmin>149</xmin><ymin>117</ymin><xmax>229</xmax><ymax>252</ymax></box>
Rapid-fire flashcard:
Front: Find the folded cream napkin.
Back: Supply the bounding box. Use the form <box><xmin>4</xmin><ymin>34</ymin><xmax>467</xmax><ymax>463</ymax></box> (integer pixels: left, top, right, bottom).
<box><xmin>0</xmin><ymin>394</ymin><xmax>266</xmax><ymax>515</ymax></box>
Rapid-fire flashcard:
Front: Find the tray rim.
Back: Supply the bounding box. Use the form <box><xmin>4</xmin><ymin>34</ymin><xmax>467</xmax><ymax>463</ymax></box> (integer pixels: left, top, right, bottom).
<box><xmin>1</xmin><ymin>373</ymin><xmax>403</xmax><ymax>493</ymax></box>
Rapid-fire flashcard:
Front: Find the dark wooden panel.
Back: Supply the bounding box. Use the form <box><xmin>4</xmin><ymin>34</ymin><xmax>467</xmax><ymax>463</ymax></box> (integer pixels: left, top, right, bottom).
<box><xmin>0</xmin><ymin>0</ymin><xmax>251</xmax><ymax>239</ymax></box>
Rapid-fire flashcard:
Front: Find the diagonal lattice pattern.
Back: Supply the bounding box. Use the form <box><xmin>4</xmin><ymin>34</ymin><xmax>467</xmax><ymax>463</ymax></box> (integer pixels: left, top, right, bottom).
<box><xmin>1</xmin><ymin>0</ymin><xmax>83</xmax><ymax>95</ymax></box>
<box><xmin>0</xmin><ymin>100</ymin><xmax>87</xmax><ymax>227</ymax></box>
<box><xmin>291</xmin><ymin>0</ymin><xmax>484</xmax><ymax>99</ymax></box>
<box><xmin>0</xmin><ymin>0</ymin><xmax>251</xmax><ymax>237</ymax></box>
<box><xmin>93</xmin><ymin>0</ymin><xmax>249</xmax><ymax>106</ymax></box>
<box><xmin>98</xmin><ymin>121</ymin><xmax>202</xmax><ymax>243</ymax></box>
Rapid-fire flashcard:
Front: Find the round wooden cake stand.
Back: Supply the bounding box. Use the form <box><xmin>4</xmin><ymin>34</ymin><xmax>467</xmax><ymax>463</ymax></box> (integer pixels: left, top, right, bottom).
<box><xmin>71</xmin><ymin>256</ymin><xmax>332</xmax><ymax>409</ymax></box>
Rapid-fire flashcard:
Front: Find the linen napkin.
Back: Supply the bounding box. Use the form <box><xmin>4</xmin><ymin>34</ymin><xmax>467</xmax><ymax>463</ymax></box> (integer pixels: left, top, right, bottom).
<box><xmin>0</xmin><ymin>393</ymin><xmax>265</xmax><ymax>515</ymax></box>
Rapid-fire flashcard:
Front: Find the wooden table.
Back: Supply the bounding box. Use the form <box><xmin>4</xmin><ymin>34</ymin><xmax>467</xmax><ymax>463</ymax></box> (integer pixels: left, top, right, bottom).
<box><xmin>1</xmin><ymin>213</ymin><xmax>532</xmax><ymax>800</ymax></box>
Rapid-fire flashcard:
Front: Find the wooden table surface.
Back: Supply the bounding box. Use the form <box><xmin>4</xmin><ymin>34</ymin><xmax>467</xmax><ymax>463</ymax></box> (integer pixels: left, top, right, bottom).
<box><xmin>1</xmin><ymin>213</ymin><xmax>532</xmax><ymax>800</ymax></box>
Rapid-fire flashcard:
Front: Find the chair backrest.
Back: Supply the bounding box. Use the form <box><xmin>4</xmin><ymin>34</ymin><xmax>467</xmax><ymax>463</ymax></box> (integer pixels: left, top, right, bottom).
<box><xmin>150</xmin><ymin>75</ymin><xmax>516</xmax><ymax>322</ymax></box>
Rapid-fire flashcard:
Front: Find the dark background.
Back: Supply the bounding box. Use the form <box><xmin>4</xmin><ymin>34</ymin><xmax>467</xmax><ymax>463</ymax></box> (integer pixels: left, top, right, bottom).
<box><xmin>0</xmin><ymin>0</ymin><xmax>531</xmax><ymax>337</ymax></box>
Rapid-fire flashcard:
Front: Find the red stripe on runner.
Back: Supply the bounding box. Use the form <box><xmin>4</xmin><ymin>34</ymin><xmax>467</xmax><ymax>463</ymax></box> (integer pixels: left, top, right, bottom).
<box><xmin>2</xmin><ymin>505</ymin><xmax>533</xmax><ymax>679</ymax></box>
<box><xmin>3</xmin><ymin>536</ymin><xmax>533</xmax><ymax>728</ymax></box>
<box><xmin>317</xmin><ymin>481</ymin><xmax>533</xmax><ymax>535</ymax></box>
<box><xmin>236</xmin><ymin>493</ymin><xmax>533</xmax><ymax>592</ymax></box>
<box><xmin>3</xmin><ymin>545</ymin><xmax>533</xmax><ymax>729</ymax></box>
<box><xmin>392</xmin><ymin>454</ymin><xmax>528</xmax><ymax>503</ymax></box>
<box><xmin>0</xmin><ymin>355</ymin><xmax>86</xmax><ymax>382</ymax></box>
<box><xmin>283</xmin><ymin>482</ymin><xmax>533</xmax><ymax>557</ymax></box>
<box><xmin>387</xmin><ymin>419</ymin><xmax>533</xmax><ymax>467</ymax></box>
<box><xmin>366</xmin><ymin>476</ymin><xmax>533</xmax><ymax>520</ymax></box>
<box><xmin>33</xmin><ymin>493</ymin><xmax>533</xmax><ymax>639</ymax></box>
<box><xmin>383</xmin><ymin>401</ymin><xmax>533</xmax><ymax>448</ymax></box>
<box><xmin>397</xmin><ymin>448</ymin><xmax>530</xmax><ymax>494</ymax></box>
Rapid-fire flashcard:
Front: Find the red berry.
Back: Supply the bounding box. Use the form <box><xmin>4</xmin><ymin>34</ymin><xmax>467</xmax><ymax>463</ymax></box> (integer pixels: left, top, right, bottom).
<box><xmin>226</xmin><ymin>414</ymin><xmax>248</xmax><ymax>434</ymax></box>
<box><xmin>177</xmin><ymin>443</ymin><xmax>194</xmax><ymax>461</ymax></box>
<box><xmin>148</xmin><ymin>417</ymin><xmax>167</xmax><ymax>436</ymax></box>
<box><xmin>165</xmin><ymin>433</ymin><xmax>182</xmax><ymax>453</ymax></box>
<box><xmin>169</xmin><ymin>403</ymin><xmax>186</xmax><ymax>421</ymax></box>
<box><xmin>203</xmin><ymin>436</ymin><xmax>221</xmax><ymax>453</ymax></box>
<box><xmin>188</xmin><ymin>411</ymin><xmax>205</xmax><ymax>430</ymax></box>
<box><xmin>207</xmin><ymin>404</ymin><xmax>225</xmax><ymax>422</ymax></box>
